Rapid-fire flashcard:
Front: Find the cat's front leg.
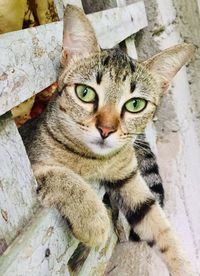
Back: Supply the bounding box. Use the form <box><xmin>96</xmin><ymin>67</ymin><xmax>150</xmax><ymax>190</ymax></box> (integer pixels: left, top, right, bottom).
<box><xmin>34</xmin><ymin>164</ymin><xmax>110</xmax><ymax>248</ymax></box>
<box><xmin>106</xmin><ymin>171</ymin><xmax>194</xmax><ymax>276</ymax></box>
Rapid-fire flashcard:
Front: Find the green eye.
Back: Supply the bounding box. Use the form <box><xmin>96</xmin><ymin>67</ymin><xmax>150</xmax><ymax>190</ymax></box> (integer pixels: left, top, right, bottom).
<box><xmin>75</xmin><ymin>84</ymin><xmax>96</xmax><ymax>103</ymax></box>
<box><xmin>125</xmin><ymin>98</ymin><xmax>147</xmax><ymax>113</ymax></box>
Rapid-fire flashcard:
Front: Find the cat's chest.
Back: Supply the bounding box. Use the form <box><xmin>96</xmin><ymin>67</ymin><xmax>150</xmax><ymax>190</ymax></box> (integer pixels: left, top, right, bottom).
<box><xmin>77</xmin><ymin>147</ymin><xmax>138</xmax><ymax>182</ymax></box>
<box><xmin>52</xmin><ymin>143</ymin><xmax>137</xmax><ymax>182</ymax></box>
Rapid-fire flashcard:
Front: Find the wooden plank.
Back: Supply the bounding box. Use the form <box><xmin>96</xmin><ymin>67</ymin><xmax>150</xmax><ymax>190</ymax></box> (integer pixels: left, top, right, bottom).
<box><xmin>0</xmin><ymin>113</ymin><xmax>37</xmax><ymax>249</ymax></box>
<box><xmin>0</xmin><ymin>22</ymin><xmax>62</xmax><ymax>117</ymax></box>
<box><xmin>78</xmin><ymin>231</ymin><xmax>117</xmax><ymax>276</ymax></box>
<box><xmin>0</xmin><ymin>1</ymin><xmax>147</xmax><ymax>116</ymax></box>
<box><xmin>54</xmin><ymin>0</ymin><xmax>65</xmax><ymax>20</ymax></box>
<box><xmin>0</xmin><ymin>208</ymin><xmax>118</xmax><ymax>276</ymax></box>
<box><xmin>0</xmin><ymin>113</ymin><xmax>37</xmax><ymax>245</ymax></box>
<box><xmin>0</xmin><ymin>209</ymin><xmax>78</xmax><ymax>276</ymax></box>
<box><xmin>87</xmin><ymin>1</ymin><xmax>147</xmax><ymax>49</ymax></box>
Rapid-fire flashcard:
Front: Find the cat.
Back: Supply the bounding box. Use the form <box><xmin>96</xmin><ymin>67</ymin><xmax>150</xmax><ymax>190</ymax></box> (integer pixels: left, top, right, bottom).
<box><xmin>19</xmin><ymin>4</ymin><xmax>195</xmax><ymax>276</ymax></box>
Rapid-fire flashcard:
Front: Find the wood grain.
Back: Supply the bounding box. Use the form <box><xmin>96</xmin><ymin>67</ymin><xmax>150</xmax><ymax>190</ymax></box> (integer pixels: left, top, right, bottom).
<box><xmin>0</xmin><ymin>113</ymin><xmax>37</xmax><ymax>249</ymax></box>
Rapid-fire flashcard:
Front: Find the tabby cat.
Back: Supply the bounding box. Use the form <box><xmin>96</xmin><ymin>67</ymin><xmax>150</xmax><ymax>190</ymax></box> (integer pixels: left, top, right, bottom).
<box><xmin>19</xmin><ymin>5</ymin><xmax>195</xmax><ymax>275</ymax></box>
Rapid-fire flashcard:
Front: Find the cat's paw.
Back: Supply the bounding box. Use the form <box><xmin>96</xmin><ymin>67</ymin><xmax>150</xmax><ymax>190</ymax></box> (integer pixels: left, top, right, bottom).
<box><xmin>72</xmin><ymin>209</ymin><xmax>111</xmax><ymax>248</ymax></box>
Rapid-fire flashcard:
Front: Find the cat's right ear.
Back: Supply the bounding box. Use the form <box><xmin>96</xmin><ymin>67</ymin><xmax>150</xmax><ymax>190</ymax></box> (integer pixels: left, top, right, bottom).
<box><xmin>142</xmin><ymin>43</ymin><xmax>196</xmax><ymax>93</ymax></box>
<box><xmin>61</xmin><ymin>5</ymin><xmax>100</xmax><ymax>66</ymax></box>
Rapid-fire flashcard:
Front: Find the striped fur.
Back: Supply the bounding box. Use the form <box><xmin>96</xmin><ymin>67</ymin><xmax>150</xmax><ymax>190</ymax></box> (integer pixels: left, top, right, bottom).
<box><xmin>104</xmin><ymin>171</ymin><xmax>193</xmax><ymax>275</ymax></box>
<box><xmin>134</xmin><ymin>134</ymin><xmax>164</xmax><ymax>207</ymax></box>
<box><xmin>103</xmin><ymin>133</ymin><xmax>164</xmax><ymax>243</ymax></box>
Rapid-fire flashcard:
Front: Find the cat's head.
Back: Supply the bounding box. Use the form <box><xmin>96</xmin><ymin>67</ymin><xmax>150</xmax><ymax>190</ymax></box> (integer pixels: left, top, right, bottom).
<box><xmin>56</xmin><ymin>5</ymin><xmax>195</xmax><ymax>156</ymax></box>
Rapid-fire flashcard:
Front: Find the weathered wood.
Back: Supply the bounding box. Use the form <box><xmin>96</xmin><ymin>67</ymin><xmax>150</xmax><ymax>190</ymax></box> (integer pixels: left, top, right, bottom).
<box><xmin>0</xmin><ymin>209</ymin><xmax>78</xmax><ymax>276</ymax></box>
<box><xmin>0</xmin><ymin>113</ymin><xmax>37</xmax><ymax>249</ymax></box>
<box><xmin>0</xmin><ymin>1</ymin><xmax>147</xmax><ymax>116</ymax></box>
<box><xmin>78</xmin><ymin>222</ymin><xmax>117</xmax><ymax>276</ymax></box>
<box><xmin>79</xmin><ymin>239</ymin><xmax>117</xmax><ymax>275</ymax></box>
<box><xmin>54</xmin><ymin>0</ymin><xmax>65</xmax><ymax>20</ymax></box>
<box><xmin>0</xmin><ymin>208</ymin><xmax>117</xmax><ymax>276</ymax></box>
<box><xmin>0</xmin><ymin>22</ymin><xmax>62</xmax><ymax>117</ymax></box>
<box><xmin>88</xmin><ymin>1</ymin><xmax>147</xmax><ymax>49</ymax></box>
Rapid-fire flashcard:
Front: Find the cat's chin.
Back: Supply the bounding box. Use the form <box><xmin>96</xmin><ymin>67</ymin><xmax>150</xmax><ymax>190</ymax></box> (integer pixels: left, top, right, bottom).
<box><xmin>87</xmin><ymin>141</ymin><xmax>118</xmax><ymax>156</ymax></box>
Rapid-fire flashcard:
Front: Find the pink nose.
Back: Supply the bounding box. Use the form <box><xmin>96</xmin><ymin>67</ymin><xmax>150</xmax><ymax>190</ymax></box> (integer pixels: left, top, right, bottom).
<box><xmin>96</xmin><ymin>125</ymin><xmax>116</xmax><ymax>139</ymax></box>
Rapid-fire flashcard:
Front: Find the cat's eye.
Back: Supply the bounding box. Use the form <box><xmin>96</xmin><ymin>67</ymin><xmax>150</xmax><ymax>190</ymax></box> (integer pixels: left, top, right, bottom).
<box><xmin>125</xmin><ymin>98</ymin><xmax>147</xmax><ymax>113</ymax></box>
<box><xmin>75</xmin><ymin>84</ymin><xmax>96</xmax><ymax>103</ymax></box>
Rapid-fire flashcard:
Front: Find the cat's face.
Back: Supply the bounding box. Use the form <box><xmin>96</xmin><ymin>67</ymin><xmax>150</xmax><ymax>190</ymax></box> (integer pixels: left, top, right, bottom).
<box><xmin>57</xmin><ymin>5</ymin><xmax>195</xmax><ymax>156</ymax></box>
<box><xmin>59</xmin><ymin>49</ymin><xmax>158</xmax><ymax>155</ymax></box>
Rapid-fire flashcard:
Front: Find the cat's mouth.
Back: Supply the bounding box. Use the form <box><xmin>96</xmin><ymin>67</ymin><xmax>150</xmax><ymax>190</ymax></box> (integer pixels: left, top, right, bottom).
<box><xmin>91</xmin><ymin>139</ymin><xmax>112</xmax><ymax>148</ymax></box>
<box><xmin>84</xmin><ymin>136</ymin><xmax>117</xmax><ymax>155</ymax></box>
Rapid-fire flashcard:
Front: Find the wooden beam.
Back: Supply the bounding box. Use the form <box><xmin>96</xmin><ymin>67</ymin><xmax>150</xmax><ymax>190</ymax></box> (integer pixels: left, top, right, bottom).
<box><xmin>0</xmin><ymin>208</ymin><xmax>117</xmax><ymax>275</ymax></box>
<box><xmin>0</xmin><ymin>113</ymin><xmax>37</xmax><ymax>248</ymax></box>
<box><xmin>0</xmin><ymin>22</ymin><xmax>62</xmax><ymax>116</ymax></box>
<box><xmin>0</xmin><ymin>1</ymin><xmax>147</xmax><ymax>116</ymax></box>
<box><xmin>0</xmin><ymin>209</ymin><xmax>78</xmax><ymax>275</ymax></box>
<box><xmin>88</xmin><ymin>1</ymin><xmax>147</xmax><ymax>49</ymax></box>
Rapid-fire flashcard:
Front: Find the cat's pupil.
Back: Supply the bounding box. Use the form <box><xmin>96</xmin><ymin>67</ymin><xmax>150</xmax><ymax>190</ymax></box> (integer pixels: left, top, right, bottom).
<box><xmin>82</xmin><ymin>88</ymin><xmax>88</xmax><ymax>97</ymax></box>
<box><xmin>133</xmin><ymin>99</ymin><xmax>138</xmax><ymax>108</ymax></box>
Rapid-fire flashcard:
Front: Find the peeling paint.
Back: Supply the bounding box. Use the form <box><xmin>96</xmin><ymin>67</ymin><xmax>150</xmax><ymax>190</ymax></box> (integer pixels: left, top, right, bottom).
<box><xmin>1</xmin><ymin>209</ymin><xmax>8</xmax><ymax>223</ymax></box>
<box><xmin>0</xmin><ymin>239</ymin><xmax>7</xmax><ymax>256</ymax></box>
<box><xmin>0</xmin><ymin>72</ymin><xmax>8</xmax><ymax>81</ymax></box>
<box><xmin>42</xmin><ymin>226</ymin><xmax>54</xmax><ymax>245</ymax></box>
<box><xmin>57</xmin><ymin>245</ymin><xmax>68</xmax><ymax>263</ymax></box>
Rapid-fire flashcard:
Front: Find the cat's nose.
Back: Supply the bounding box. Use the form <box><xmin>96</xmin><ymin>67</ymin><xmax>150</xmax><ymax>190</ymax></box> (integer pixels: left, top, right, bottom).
<box><xmin>96</xmin><ymin>124</ymin><xmax>116</xmax><ymax>139</ymax></box>
<box><xmin>95</xmin><ymin>105</ymin><xmax>119</xmax><ymax>139</ymax></box>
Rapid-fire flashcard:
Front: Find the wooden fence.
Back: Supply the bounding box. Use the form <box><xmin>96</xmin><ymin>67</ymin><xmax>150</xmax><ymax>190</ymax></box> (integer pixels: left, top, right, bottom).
<box><xmin>0</xmin><ymin>1</ymin><xmax>148</xmax><ymax>275</ymax></box>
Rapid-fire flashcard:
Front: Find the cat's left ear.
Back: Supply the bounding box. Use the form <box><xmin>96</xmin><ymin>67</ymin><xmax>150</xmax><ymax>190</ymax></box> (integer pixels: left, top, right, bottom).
<box><xmin>61</xmin><ymin>5</ymin><xmax>100</xmax><ymax>66</ymax></box>
<box><xmin>142</xmin><ymin>43</ymin><xmax>196</xmax><ymax>92</ymax></box>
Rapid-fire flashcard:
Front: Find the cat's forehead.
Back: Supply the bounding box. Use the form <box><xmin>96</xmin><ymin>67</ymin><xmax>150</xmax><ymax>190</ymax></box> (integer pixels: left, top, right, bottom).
<box><xmin>60</xmin><ymin>48</ymin><xmax>158</xmax><ymax>104</ymax></box>
<box><xmin>66</xmin><ymin>48</ymin><xmax>149</xmax><ymax>85</ymax></box>
<box><xmin>101</xmin><ymin>48</ymin><xmax>136</xmax><ymax>76</ymax></box>
<box><xmin>93</xmin><ymin>49</ymin><xmax>138</xmax><ymax>86</ymax></box>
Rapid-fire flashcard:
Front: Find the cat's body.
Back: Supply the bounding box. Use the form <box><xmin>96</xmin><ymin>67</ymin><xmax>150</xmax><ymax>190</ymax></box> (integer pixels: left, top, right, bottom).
<box><xmin>19</xmin><ymin>5</ymin><xmax>195</xmax><ymax>276</ymax></box>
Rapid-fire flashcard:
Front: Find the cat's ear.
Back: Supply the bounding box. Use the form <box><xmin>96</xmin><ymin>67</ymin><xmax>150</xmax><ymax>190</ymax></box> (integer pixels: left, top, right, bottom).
<box><xmin>61</xmin><ymin>5</ymin><xmax>100</xmax><ymax>66</ymax></box>
<box><xmin>142</xmin><ymin>43</ymin><xmax>196</xmax><ymax>92</ymax></box>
